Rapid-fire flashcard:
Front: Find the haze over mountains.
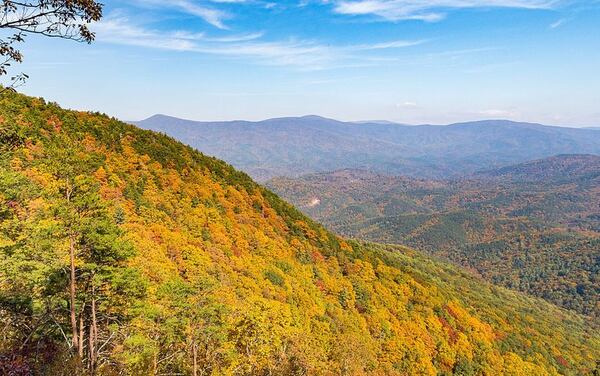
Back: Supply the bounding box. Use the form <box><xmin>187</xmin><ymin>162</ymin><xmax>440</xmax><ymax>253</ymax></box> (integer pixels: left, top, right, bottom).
<box><xmin>134</xmin><ymin>115</ymin><xmax>600</xmax><ymax>181</ymax></box>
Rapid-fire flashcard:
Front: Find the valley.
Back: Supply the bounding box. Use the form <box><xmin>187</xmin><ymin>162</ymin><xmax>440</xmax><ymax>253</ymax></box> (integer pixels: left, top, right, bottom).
<box><xmin>267</xmin><ymin>156</ymin><xmax>600</xmax><ymax>317</ymax></box>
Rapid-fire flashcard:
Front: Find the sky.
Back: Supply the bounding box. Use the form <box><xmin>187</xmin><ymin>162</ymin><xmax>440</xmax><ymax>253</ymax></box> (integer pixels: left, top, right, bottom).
<box><xmin>13</xmin><ymin>0</ymin><xmax>600</xmax><ymax>127</ymax></box>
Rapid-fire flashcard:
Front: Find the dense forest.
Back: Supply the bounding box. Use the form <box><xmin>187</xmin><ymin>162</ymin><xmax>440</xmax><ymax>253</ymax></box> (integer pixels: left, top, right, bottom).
<box><xmin>267</xmin><ymin>163</ymin><xmax>600</xmax><ymax>317</ymax></box>
<box><xmin>1</xmin><ymin>91</ymin><xmax>599</xmax><ymax>375</ymax></box>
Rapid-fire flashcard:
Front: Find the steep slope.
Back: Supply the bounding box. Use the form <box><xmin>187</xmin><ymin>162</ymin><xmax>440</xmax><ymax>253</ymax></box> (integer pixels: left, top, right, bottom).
<box><xmin>133</xmin><ymin>115</ymin><xmax>600</xmax><ymax>181</ymax></box>
<box><xmin>267</xmin><ymin>157</ymin><xmax>600</xmax><ymax>317</ymax></box>
<box><xmin>1</xmin><ymin>92</ymin><xmax>599</xmax><ymax>375</ymax></box>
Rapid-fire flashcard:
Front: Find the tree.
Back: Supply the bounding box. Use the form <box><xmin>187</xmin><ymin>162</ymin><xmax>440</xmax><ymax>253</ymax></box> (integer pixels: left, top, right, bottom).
<box><xmin>58</xmin><ymin>175</ymin><xmax>132</xmax><ymax>366</ymax></box>
<box><xmin>0</xmin><ymin>0</ymin><xmax>103</xmax><ymax>90</ymax></box>
<box><xmin>0</xmin><ymin>122</ymin><xmax>144</xmax><ymax>373</ymax></box>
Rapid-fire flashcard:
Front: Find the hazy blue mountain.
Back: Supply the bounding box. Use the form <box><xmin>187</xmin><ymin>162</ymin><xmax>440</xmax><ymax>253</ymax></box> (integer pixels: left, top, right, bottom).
<box><xmin>474</xmin><ymin>154</ymin><xmax>600</xmax><ymax>183</ymax></box>
<box><xmin>133</xmin><ymin>115</ymin><xmax>600</xmax><ymax>181</ymax></box>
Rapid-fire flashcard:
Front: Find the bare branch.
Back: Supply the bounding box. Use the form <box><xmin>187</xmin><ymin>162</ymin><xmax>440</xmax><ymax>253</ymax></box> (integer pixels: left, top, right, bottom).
<box><xmin>0</xmin><ymin>0</ymin><xmax>103</xmax><ymax>90</ymax></box>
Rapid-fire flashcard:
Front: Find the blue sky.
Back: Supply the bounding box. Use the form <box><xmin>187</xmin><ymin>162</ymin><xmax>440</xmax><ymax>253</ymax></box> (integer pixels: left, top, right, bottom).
<box><xmin>16</xmin><ymin>0</ymin><xmax>600</xmax><ymax>126</ymax></box>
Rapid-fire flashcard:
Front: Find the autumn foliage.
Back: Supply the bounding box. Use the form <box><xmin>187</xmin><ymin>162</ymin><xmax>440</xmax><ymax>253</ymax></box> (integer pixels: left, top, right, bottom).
<box><xmin>0</xmin><ymin>92</ymin><xmax>598</xmax><ymax>375</ymax></box>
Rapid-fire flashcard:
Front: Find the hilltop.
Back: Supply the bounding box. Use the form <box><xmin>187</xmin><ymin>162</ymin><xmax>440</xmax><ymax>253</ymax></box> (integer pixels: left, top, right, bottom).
<box><xmin>1</xmin><ymin>93</ymin><xmax>598</xmax><ymax>375</ymax></box>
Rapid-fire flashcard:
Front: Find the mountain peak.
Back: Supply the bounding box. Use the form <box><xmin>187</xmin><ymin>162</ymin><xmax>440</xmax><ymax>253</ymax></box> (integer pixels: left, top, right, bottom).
<box><xmin>299</xmin><ymin>114</ymin><xmax>331</xmax><ymax>121</ymax></box>
<box><xmin>140</xmin><ymin>113</ymin><xmax>178</xmax><ymax>122</ymax></box>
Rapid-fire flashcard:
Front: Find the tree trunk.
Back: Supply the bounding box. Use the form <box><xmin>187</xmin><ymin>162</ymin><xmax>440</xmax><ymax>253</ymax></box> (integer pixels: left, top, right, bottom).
<box><xmin>66</xmin><ymin>180</ymin><xmax>79</xmax><ymax>355</ymax></box>
<box><xmin>90</xmin><ymin>283</ymin><xmax>97</xmax><ymax>375</ymax></box>
<box><xmin>69</xmin><ymin>235</ymin><xmax>79</xmax><ymax>353</ymax></box>
<box><xmin>193</xmin><ymin>341</ymin><xmax>198</xmax><ymax>376</ymax></box>
<box><xmin>153</xmin><ymin>353</ymin><xmax>158</xmax><ymax>376</ymax></box>
<box><xmin>89</xmin><ymin>320</ymin><xmax>94</xmax><ymax>375</ymax></box>
<box><xmin>78</xmin><ymin>304</ymin><xmax>85</xmax><ymax>359</ymax></box>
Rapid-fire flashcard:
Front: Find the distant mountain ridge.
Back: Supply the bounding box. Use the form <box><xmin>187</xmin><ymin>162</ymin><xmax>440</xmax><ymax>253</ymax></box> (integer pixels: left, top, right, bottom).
<box><xmin>474</xmin><ymin>154</ymin><xmax>600</xmax><ymax>183</ymax></box>
<box><xmin>133</xmin><ymin>115</ymin><xmax>600</xmax><ymax>181</ymax></box>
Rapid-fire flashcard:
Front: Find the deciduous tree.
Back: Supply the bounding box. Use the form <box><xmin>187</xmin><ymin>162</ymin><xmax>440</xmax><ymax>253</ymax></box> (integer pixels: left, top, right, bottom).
<box><xmin>0</xmin><ymin>0</ymin><xmax>102</xmax><ymax>89</ymax></box>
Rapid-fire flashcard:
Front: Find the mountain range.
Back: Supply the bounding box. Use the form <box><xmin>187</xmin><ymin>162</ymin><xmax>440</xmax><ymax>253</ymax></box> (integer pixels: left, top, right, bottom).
<box><xmin>267</xmin><ymin>155</ymin><xmax>600</xmax><ymax>317</ymax></box>
<box><xmin>2</xmin><ymin>92</ymin><xmax>599</xmax><ymax>374</ymax></box>
<box><xmin>133</xmin><ymin>115</ymin><xmax>600</xmax><ymax>181</ymax></box>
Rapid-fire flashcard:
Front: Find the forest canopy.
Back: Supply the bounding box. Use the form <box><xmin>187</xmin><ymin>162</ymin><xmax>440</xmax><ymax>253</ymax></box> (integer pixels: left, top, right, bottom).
<box><xmin>0</xmin><ymin>91</ymin><xmax>598</xmax><ymax>375</ymax></box>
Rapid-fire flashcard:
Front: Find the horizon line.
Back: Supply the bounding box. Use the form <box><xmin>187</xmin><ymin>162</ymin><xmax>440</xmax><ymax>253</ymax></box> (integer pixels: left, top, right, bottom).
<box><xmin>130</xmin><ymin>113</ymin><xmax>600</xmax><ymax>130</ymax></box>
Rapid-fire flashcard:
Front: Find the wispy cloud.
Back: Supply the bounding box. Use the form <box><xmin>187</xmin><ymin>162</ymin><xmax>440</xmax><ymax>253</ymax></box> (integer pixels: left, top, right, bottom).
<box><xmin>93</xmin><ymin>16</ymin><xmax>424</xmax><ymax>69</ymax></box>
<box><xmin>549</xmin><ymin>18</ymin><xmax>567</xmax><ymax>28</ymax></box>
<box><xmin>330</xmin><ymin>0</ymin><xmax>560</xmax><ymax>22</ymax></box>
<box><xmin>478</xmin><ymin>108</ymin><xmax>518</xmax><ymax>117</ymax></box>
<box><xmin>205</xmin><ymin>32</ymin><xmax>265</xmax><ymax>42</ymax></box>
<box><xmin>351</xmin><ymin>39</ymin><xmax>426</xmax><ymax>50</ymax></box>
<box><xmin>397</xmin><ymin>101</ymin><xmax>418</xmax><ymax>108</ymax></box>
<box><xmin>132</xmin><ymin>0</ymin><xmax>231</xmax><ymax>29</ymax></box>
<box><xmin>94</xmin><ymin>18</ymin><xmax>198</xmax><ymax>51</ymax></box>
<box><xmin>209</xmin><ymin>0</ymin><xmax>248</xmax><ymax>3</ymax></box>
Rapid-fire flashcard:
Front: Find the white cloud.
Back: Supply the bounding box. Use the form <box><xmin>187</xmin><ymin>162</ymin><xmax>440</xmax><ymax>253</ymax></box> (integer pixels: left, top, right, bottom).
<box><xmin>132</xmin><ymin>0</ymin><xmax>230</xmax><ymax>29</ymax></box>
<box><xmin>351</xmin><ymin>39</ymin><xmax>426</xmax><ymax>50</ymax></box>
<box><xmin>330</xmin><ymin>0</ymin><xmax>560</xmax><ymax>22</ymax></box>
<box><xmin>93</xmin><ymin>18</ymin><xmax>334</xmax><ymax>67</ymax></box>
<box><xmin>549</xmin><ymin>18</ymin><xmax>567</xmax><ymax>28</ymax></box>
<box><xmin>93</xmin><ymin>16</ymin><xmax>424</xmax><ymax>69</ymax></box>
<box><xmin>93</xmin><ymin>18</ymin><xmax>198</xmax><ymax>50</ymax></box>
<box><xmin>478</xmin><ymin>109</ymin><xmax>517</xmax><ymax>117</ymax></box>
<box><xmin>204</xmin><ymin>32</ymin><xmax>265</xmax><ymax>42</ymax></box>
<box><xmin>397</xmin><ymin>101</ymin><xmax>418</xmax><ymax>108</ymax></box>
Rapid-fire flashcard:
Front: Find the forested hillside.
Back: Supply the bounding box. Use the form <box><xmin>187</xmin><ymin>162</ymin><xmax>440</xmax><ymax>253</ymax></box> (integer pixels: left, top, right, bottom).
<box><xmin>1</xmin><ymin>92</ymin><xmax>599</xmax><ymax>375</ymax></box>
<box><xmin>267</xmin><ymin>161</ymin><xmax>600</xmax><ymax>317</ymax></box>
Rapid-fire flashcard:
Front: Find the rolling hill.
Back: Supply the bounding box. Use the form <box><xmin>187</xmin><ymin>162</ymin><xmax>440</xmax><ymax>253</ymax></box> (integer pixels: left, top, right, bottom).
<box><xmin>267</xmin><ymin>155</ymin><xmax>600</xmax><ymax>317</ymax></box>
<box><xmin>1</xmin><ymin>92</ymin><xmax>599</xmax><ymax>374</ymax></box>
<box><xmin>133</xmin><ymin>115</ymin><xmax>600</xmax><ymax>181</ymax></box>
